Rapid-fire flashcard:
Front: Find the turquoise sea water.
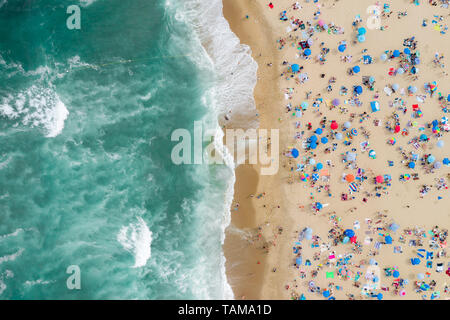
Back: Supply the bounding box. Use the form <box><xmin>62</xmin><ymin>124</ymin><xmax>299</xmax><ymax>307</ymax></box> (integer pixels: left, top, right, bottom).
<box><xmin>0</xmin><ymin>0</ymin><xmax>256</xmax><ymax>299</ymax></box>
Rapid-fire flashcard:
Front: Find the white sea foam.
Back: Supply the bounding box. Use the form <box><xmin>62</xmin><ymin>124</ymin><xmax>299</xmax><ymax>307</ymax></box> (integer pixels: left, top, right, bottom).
<box><xmin>0</xmin><ymin>248</ymin><xmax>24</xmax><ymax>265</ymax></box>
<box><xmin>0</xmin><ymin>228</ymin><xmax>24</xmax><ymax>241</ymax></box>
<box><xmin>0</xmin><ymin>85</ymin><xmax>69</xmax><ymax>138</ymax></box>
<box><xmin>117</xmin><ymin>216</ymin><xmax>152</xmax><ymax>268</ymax></box>
<box><xmin>24</xmin><ymin>279</ymin><xmax>54</xmax><ymax>287</ymax></box>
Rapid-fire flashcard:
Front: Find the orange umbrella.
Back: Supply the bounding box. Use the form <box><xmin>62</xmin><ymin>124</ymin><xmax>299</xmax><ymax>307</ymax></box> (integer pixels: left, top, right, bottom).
<box><xmin>320</xmin><ymin>169</ymin><xmax>329</xmax><ymax>176</ymax></box>
<box><xmin>346</xmin><ymin>174</ymin><xmax>355</xmax><ymax>182</ymax></box>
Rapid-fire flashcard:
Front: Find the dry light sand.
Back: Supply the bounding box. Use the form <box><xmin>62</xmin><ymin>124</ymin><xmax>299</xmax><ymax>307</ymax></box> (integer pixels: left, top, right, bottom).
<box><xmin>222</xmin><ymin>0</ymin><xmax>449</xmax><ymax>300</ymax></box>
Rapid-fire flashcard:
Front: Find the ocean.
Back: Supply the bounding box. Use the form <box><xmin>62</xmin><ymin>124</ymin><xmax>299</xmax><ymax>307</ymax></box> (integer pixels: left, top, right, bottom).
<box><xmin>0</xmin><ymin>0</ymin><xmax>257</xmax><ymax>299</ymax></box>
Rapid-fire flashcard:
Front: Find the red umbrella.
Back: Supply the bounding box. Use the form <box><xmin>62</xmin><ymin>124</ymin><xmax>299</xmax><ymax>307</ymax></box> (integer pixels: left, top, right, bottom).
<box><xmin>394</xmin><ymin>125</ymin><xmax>400</xmax><ymax>133</ymax></box>
<box><xmin>350</xmin><ymin>236</ymin><xmax>357</xmax><ymax>244</ymax></box>
<box><xmin>331</xmin><ymin>121</ymin><xmax>338</xmax><ymax>130</ymax></box>
<box><xmin>376</xmin><ymin>175</ymin><xmax>384</xmax><ymax>183</ymax></box>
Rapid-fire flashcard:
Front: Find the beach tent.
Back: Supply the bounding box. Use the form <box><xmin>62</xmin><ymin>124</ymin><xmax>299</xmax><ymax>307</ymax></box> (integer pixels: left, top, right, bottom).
<box><xmin>385</xmin><ymin>235</ymin><xmax>393</xmax><ymax>244</ymax></box>
<box><xmin>291</xmin><ymin>64</ymin><xmax>300</xmax><ymax>73</ymax></box>
<box><xmin>370</xmin><ymin>101</ymin><xmax>380</xmax><ymax>112</ymax></box>
<box><xmin>352</xmin><ymin>66</ymin><xmax>361</xmax><ymax>73</ymax></box>
<box><xmin>291</xmin><ymin>148</ymin><xmax>299</xmax><ymax>158</ymax></box>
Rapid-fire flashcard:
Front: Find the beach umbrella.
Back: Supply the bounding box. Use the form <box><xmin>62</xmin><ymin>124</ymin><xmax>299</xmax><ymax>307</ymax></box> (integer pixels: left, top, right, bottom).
<box><xmin>310</xmin><ymin>135</ymin><xmax>318</xmax><ymax>143</ymax></box>
<box><xmin>291</xmin><ymin>64</ymin><xmax>300</xmax><ymax>73</ymax></box>
<box><xmin>335</xmin><ymin>132</ymin><xmax>343</xmax><ymax>140</ymax></box>
<box><xmin>307</xmin><ymin>38</ymin><xmax>314</xmax><ymax>46</ymax></box>
<box><xmin>332</xmin><ymin>99</ymin><xmax>340</xmax><ymax>107</ymax></box>
<box><xmin>351</xmin><ymin>128</ymin><xmax>358</xmax><ymax>136</ymax></box>
<box><xmin>404</xmin><ymin>48</ymin><xmax>411</xmax><ymax>55</ymax></box>
<box><xmin>408</xmin><ymin>86</ymin><xmax>417</xmax><ymax>93</ymax></box>
<box><xmin>437</xmin><ymin>140</ymin><xmax>444</xmax><ymax>148</ymax></box>
<box><xmin>358</xmin><ymin>27</ymin><xmax>367</xmax><ymax>35</ymax></box>
<box><xmin>417</xmin><ymin>273</ymin><xmax>425</xmax><ymax>280</ymax></box>
<box><xmin>315</xmin><ymin>202</ymin><xmax>323</xmax><ymax>210</ymax></box>
<box><xmin>369</xmin><ymin>76</ymin><xmax>375</xmax><ymax>83</ymax></box>
<box><xmin>338</xmin><ymin>44</ymin><xmax>346</xmax><ymax>52</ymax></box>
<box><xmin>346</xmin><ymin>152</ymin><xmax>356</xmax><ymax>162</ymax></box>
<box><xmin>389</xmin><ymin>223</ymin><xmax>400</xmax><ymax>232</ymax></box>
<box><xmin>397</xmin><ymin>68</ymin><xmax>405</xmax><ymax>75</ymax></box>
<box><xmin>411</xmin><ymin>257</ymin><xmax>421</xmax><ymax>265</ymax></box>
<box><xmin>342</xmin><ymin>236</ymin><xmax>350</xmax><ymax>244</ymax></box>
<box><xmin>316</xmin><ymin>162</ymin><xmax>323</xmax><ymax>170</ymax></box>
<box><xmin>344</xmin><ymin>229</ymin><xmax>355</xmax><ymax>238</ymax></box>
<box><xmin>443</xmin><ymin>158</ymin><xmax>450</xmax><ymax>165</ymax></box>
<box><xmin>331</xmin><ymin>121</ymin><xmax>339</xmax><ymax>130</ymax></box>
<box><xmin>376</xmin><ymin>175</ymin><xmax>384</xmax><ymax>183</ymax></box>
<box><xmin>434</xmin><ymin>161</ymin><xmax>442</xmax><ymax>169</ymax></box>
<box><xmin>380</xmin><ymin>53</ymin><xmax>388</xmax><ymax>61</ymax></box>
<box><xmin>323</xmin><ymin>290</ymin><xmax>330</xmax><ymax>298</ymax></box>
<box><xmin>357</xmin><ymin>35</ymin><xmax>365</xmax><ymax>43</ymax></box>
<box><xmin>427</xmin><ymin>155</ymin><xmax>435</xmax><ymax>164</ymax></box>
<box><xmin>392</xmin><ymin>83</ymin><xmax>400</xmax><ymax>91</ymax></box>
<box><xmin>393</xmin><ymin>50</ymin><xmax>400</xmax><ymax>57</ymax></box>
<box><xmin>373</xmin><ymin>276</ymin><xmax>379</xmax><ymax>283</ymax></box>
<box><xmin>310</xmin><ymin>142</ymin><xmax>317</xmax><ymax>150</ymax></box>
<box><xmin>309</xmin><ymin>158</ymin><xmax>316</xmax><ymax>165</ymax></box>
<box><xmin>385</xmin><ymin>235</ymin><xmax>393</xmax><ymax>244</ymax></box>
<box><xmin>315</xmin><ymin>128</ymin><xmax>323</xmax><ymax>135</ymax></box>
<box><xmin>354</xmin><ymin>86</ymin><xmax>363</xmax><ymax>95</ymax></box>
<box><xmin>304</xmin><ymin>48</ymin><xmax>311</xmax><ymax>56</ymax></box>
<box><xmin>408</xmin><ymin>161</ymin><xmax>415</xmax><ymax>169</ymax></box>
<box><xmin>346</xmin><ymin>174</ymin><xmax>355</xmax><ymax>182</ymax></box>
<box><xmin>369</xmin><ymin>150</ymin><xmax>376</xmax><ymax>159</ymax></box>
<box><xmin>296</xmin><ymin>257</ymin><xmax>302</xmax><ymax>265</ymax></box>
<box><xmin>432</xmin><ymin>120</ymin><xmax>439</xmax><ymax>127</ymax></box>
<box><xmin>394</xmin><ymin>125</ymin><xmax>401</xmax><ymax>133</ymax></box>
<box><xmin>344</xmin><ymin>121</ymin><xmax>352</xmax><ymax>129</ymax></box>
<box><xmin>377</xmin><ymin>293</ymin><xmax>383</xmax><ymax>300</ymax></box>
<box><xmin>321</xmin><ymin>137</ymin><xmax>329</xmax><ymax>144</ymax></box>
<box><xmin>353</xmin><ymin>65</ymin><xmax>361</xmax><ymax>73</ymax></box>
<box><xmin>420</xmin><ymin>134</ymin><xmax>428</xmax><ymax>141</ymax></box>
<box><xmin>301</xmin><ymin>101</ymin><xmax>309</xmax><ymax>110</ymax></box>
<box><xmin>447</xmin><ymin>94</ymin><xmax>450</xmax><ymax>102</ymax></box>
<box><xmin>291</xmin><ymin>148</ymin><xmax>299</xmax><ymax>158</ymax></box>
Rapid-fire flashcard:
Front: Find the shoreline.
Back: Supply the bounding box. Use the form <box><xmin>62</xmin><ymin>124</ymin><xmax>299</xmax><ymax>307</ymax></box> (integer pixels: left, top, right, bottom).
<box><xmin>222</xmin><ymin>0</ymin><xmax>287</xmax><ymax>299</ymax></box>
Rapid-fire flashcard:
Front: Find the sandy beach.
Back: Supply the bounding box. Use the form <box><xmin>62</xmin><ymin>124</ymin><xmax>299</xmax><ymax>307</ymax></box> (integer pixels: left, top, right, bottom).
<box><xmin>223</xmin><ymin>0</ymin><xmax>449</xmax><ymax>300</ymax></box>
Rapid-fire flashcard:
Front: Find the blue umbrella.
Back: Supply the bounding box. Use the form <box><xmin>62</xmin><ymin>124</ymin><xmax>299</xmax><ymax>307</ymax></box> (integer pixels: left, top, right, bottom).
<box><xmin>316</xmin><ymin>202</ymin><xmax>323</xmax><ymax>210</ymax></box>
<box><xmin>358</xmin><ymin>27</ymin><xmax>367</xmax><ymax>35</ymax></box>
<box><xmin>316</xmin><ymin>163</ymin><xmax>323</xmax><ymax>170</ymax></box>
<box><xmin>427</xmin><ymin>155</ymin><xmax>435</xmax><ymax>164</ymax></box>
<box><xmin>393</xmin><ymin>50</ymin><xmax>400</xmax><ymax>57</ymax></box>
<box><xmin>385</xmin><ymin>235</ymin><xmax>393</xmax><ymax>244</ymax></box>
<box><xmin>338</xmin><ymin>44</ymin><xmax>346</xmax><ymax>52</ymax></box>
<box><xmin>389</xmin><ymin>223</ymin><xmax>400</xmax><ymax>232</ymax></box>
<box><xmin>417</xmin><ymin>273</ymin><xmax>425</xmax><ymax>280</ymax></box>
<box><xmin>310</xmin><ymin>142</ymin><xmax>317</xmax><ymax>150</ymax></box>
<box><xmin>291</xmin><ymin>64</ymin><xmax>300</xmax><ymax>73</ymax></box>
<box><xmin>377</xmin><ymin>293</ymin><xmax>383</xmax><ymax>300</ymax></box>
<box><xmin>420</xmin><ymin>134</ymin><xmax>428</xmax><ymax>141</ymax></box>
<box><xmin>351</xmin><ymin>128</ymin><xmax>358</xmax><ymax>136</ymax></box>
<box><xmin>335</xmin><ymin>132</ymin><xmax>343</xmax><ymax>140</ymax></box>
<box><xmin>358</xmin><ymin>35</ymin><xmax>365</xmax><ymax>43</ymax></box>
<box><xmin>408</xmin><ymin>162</ymin><xmax>415</xmax><ymax>169</ymax></box>
<box><xmin>353</xmin><ymin>65</ymin><xmax>360</xmax><ymax>73</ymax></box>
<box><xmin>443</xmin><ymin>158</ymin><xmax>450</xmax><ymax>165</ymax></box>
<box><xmin>393</xmin><ymin>270</ymin><xmax>400</xmax><ymax>278</ymax></box>
<box><xmin>315</xmin><ymin>128</ymin><xmax>323</xmax><ymax>135</ymax></box>
<box><xmin>291</xmin><ymin>148</ymin><xmax>299</xmax><ymax>158</ymax></box>
<box><xmin>296</xmin><ymin>257</ymin><xmax>303</xmax><ymax>265</ymax></box>
<box><xmin>310</xmin><ymin>135</ymin><xmax>318</xmax><ymax>143</ymax></box>
<box><xmin>392</xmin><ymin>83</ymin><xmax>400</xmax><ymax>91</ymax></box>
<box><xmin>312</xmin><ymin>173</ymin><xmax>320</xmax><ymax>181</ymax></box>
<box><xmin>434</xmin><ymin>161</ymin><xmax>442</xmax><ymax>169</ymax></box>
<box><xmin>323</xmin><ymin>290</ymin><xmax>330</xmax><ymax>298</ymax></box>
<box><xmin>411</xmin><ymin>257</ymin><xmax>421</xmax><ymax>265</ymax></box>
<box><xmin>304</xmin><ymin>48</ymin><xmax>311</xmax><ymax>56</ymax></box>
<box><xmin>344</xmin><ymin>229</ymin><xmax>355</xmax><ymax>238</ymax></box>
<box><xmin>404</xmin><ymin>48</ymin><xmax>411</xmax><ymax>55</ymax></box>
<box><xmin>321</xmin><ymin>137</ymin><xmax>328</xmax><ymax>144</ymax></box>
<box><xmin>354</xmin><ymin>86</ymin><xmax>363</xmax><ymax>94</ymax></box>
<box><xmin>432</xmin><ymin>120</ymin><xmax>439</xmax><ymax>127</ymax></box>
<box><xmin>447</xmin><ymin>94</ymin><xmax>450</xmax><ymax>102</ymax></box>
